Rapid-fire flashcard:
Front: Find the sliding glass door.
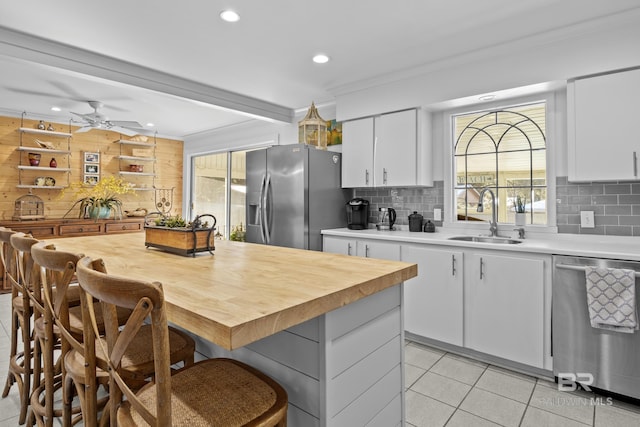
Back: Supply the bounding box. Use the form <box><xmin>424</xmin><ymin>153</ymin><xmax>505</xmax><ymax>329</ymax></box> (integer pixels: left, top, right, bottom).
<box><xmin>191</xmin><ymin>151</ymin><xmax>246</xmax><ymax>240</ymax></box>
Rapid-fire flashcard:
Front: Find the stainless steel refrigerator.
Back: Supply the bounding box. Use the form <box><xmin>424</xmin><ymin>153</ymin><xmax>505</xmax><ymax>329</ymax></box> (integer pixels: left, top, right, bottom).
<box><xmin>246</xmin><ymin>144</ymin><xmax>350</xmax><ymax>250</ymax></box>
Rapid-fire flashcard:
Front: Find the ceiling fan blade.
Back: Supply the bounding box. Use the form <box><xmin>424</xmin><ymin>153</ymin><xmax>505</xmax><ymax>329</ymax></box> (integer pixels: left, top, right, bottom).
<box><xmin>70</xmin><ymin>111</ymin><xmax>90</xmax><ymax>119</ymax></box>
<box><xmin>109</xmin><ymin>126</ymin><xmax>139</xmax><ymax>137</ymax></box>
<box><xmin>75</xmin><ymin>126</ymin><xmax>93</xmax><ymax>133</ymax></box>
<box><xmin>109</xmin><ymin>120</ymin><xmax>143</xmax><ymax>128</ymax></box>
<box><xmin>4</xmin><ymin>86</ymin><xmax>61</xmax><ymax>98</ymax></box>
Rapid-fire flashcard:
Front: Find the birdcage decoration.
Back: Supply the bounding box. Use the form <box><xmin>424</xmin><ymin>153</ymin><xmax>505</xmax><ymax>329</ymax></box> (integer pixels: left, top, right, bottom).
<box><xmin>298</xmin><ymin>102</ymin><xmax>328</xmax><ymax>150</ymax></box>
<box><xmin>13</xmin><ymin>193</ymin><xmax>45</xmax><ymax>221</ymax></box>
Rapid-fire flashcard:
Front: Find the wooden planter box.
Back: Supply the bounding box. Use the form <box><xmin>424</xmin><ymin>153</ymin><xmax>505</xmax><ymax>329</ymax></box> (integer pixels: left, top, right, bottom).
<box><xmin>144</xmin><ymin>226</ymin><xmax>215</xmax><ymax>256</ymax></box>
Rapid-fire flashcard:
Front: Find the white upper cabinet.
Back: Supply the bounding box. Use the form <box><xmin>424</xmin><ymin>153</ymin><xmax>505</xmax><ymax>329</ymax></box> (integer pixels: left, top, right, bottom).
<box><xmin>568</xmin><ymin>68</ymin><xmax>640</xmax><ymax>182</ymax></box>
<box><xmin>376</xmin><ymin>109</ymin><xmax>418</xmax><ymax>187</ymax></box>
<box><xmin>342</xmin><ymin>109</ymin><xmax>431</xmax><ymax>188</ymax></box>
<box><xmin>342</xmin><ymin>117</ymin><xmax>374</xmax><ymax>187</ymax></box>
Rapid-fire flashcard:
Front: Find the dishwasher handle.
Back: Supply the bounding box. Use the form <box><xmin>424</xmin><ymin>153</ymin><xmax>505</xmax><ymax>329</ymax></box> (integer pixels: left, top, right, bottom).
<box><xmin>556</xmin><ymin>263</ymin><xmax>640</xmax><ymax>277</ymax></box>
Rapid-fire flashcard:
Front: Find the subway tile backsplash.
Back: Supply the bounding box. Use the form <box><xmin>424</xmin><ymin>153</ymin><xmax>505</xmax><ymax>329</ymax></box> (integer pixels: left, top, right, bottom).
<box><xmin>354</xmin><ymin>181</ymin><xmax>445</xmax><ymax>228</ymax></box>
<box><xmin>354</xmin><ymin>177</ymin><xmax>640</xmax><ymax>236</ymax></box>
<box><xmin>556</xmin><ymin>176</ymin><xmax>640</xmax><ymax>236</ymax></box>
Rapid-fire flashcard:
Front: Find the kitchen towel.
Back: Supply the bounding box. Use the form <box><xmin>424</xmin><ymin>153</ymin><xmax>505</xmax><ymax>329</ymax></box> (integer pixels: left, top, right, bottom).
<box><xmin>585</xmin><ymin>266</ymin><xmax>638</xmax><ymax>333</ymax></box>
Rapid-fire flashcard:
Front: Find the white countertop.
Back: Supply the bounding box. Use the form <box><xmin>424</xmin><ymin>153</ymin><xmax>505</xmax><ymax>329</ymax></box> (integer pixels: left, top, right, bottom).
<box><xmin>322</xmin><ymin>227</ymin><xmax>640</xmax><ymax>261</ymax></box>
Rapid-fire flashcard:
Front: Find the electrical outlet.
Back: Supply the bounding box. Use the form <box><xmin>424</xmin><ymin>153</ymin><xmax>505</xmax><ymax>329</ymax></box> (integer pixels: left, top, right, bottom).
<box><xmin>580</xmin><ymin>211</ymin><xmax>595</xmax><ymax>228</ymax></box>
<box><xmin>434</xmin><ymin>208</ymin><xmax>442</xmax><ymax>221</ymax></box>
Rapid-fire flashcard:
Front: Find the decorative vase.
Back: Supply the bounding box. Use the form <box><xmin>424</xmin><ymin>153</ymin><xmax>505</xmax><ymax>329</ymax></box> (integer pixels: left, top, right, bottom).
<box><xmin>49</xmin><ymin>158</ymin><xmax>57</xmax><ymax>168</ymax></box>
<box><xmin>28</xmin><ymin>152</ymin><xmax>41</xmax><ymax>166</ymax></box>
<box><xmin>515</xmin><ymin>212</ymin><xmax>527</xmax><ymax>226</ymax></box>
<box><xmin>88</xmin><ymin>206</ymin><xmax>111</xmax><ymax>219</ymax></box>
<box><xmin>37</xmin><ymin>120</ymin><xmax>45</xmax><ymax>130</ymax></box>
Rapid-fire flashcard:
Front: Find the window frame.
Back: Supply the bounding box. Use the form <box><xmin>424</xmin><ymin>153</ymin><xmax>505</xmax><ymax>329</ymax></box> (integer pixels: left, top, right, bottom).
<box><xmin>442</xmin><ymin>92</ymin><xmax>558</xmax><ymax>234</ymax></box>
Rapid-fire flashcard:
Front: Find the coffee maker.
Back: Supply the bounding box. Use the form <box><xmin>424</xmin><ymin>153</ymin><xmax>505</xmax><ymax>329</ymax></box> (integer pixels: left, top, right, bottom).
<box><xmin>376</xmin><ymin>207</ymin><xmax>397</xmax><ymax>231</ymax></box>
<box><xmin>346</xmin><ymin>198</ymin><xmax>369</xmax><ymax>230</ymax></box>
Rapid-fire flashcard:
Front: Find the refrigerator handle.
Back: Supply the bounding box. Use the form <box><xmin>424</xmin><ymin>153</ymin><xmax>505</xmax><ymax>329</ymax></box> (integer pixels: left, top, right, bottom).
<box><xmin>263</xmin><ymin>173</ymin><xmax>272</xmax><ymax>244</ymax></box>
<box><xmin>258</xmin><ymin>173</ymin><xmax>267</xmax><ymax>244</ymax></box>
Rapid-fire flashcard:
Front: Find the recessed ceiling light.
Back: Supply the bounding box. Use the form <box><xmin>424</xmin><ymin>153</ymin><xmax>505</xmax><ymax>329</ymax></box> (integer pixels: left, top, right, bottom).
<box><xmin>220</xmin><ymin>10</ymin><xmax>240</xmax><ymax>22</ymax></box>
<box><xmin>479</xmin><ymin>94</ymin><xmax>496</xmax><ymax>101</ymax></box>
<box><xmin>313</xmin><ymin>54</ymin><xmax>330</xmax><ymax>64</ymax></box>
<box><xmin>50</xmin><ymin>106</ymin><xmax>61</xmax><ymax>112</ymax></box>
<box><xmin>146</xmin><ymin>123</ymin><xmax>155</xmax><ymax>127</ymax></box>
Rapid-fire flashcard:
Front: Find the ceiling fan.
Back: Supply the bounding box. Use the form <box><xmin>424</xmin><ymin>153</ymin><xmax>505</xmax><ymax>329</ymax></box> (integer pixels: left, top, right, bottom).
<box><xmin>71</xmin><ymin>101</ymin><xmax>142</xmax><ymax>136</ymax></box>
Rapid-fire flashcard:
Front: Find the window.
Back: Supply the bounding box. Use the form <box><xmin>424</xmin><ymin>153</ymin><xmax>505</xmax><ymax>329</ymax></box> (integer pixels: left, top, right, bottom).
<box><xmin>191</xmin><ymin>150</ymin><xmax>247</xmax><ymax>239</ymax></box>
<box><xmin>453</xmin><ymin>102</ymin><xmax>547</xmax><ymax>225</ymax></box>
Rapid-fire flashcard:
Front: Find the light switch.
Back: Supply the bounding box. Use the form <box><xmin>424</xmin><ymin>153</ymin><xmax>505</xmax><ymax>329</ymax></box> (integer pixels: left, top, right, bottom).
<box><xmin>580</xmin><ymin>211</ymin><xmax>595</xmax><ymax>228</ymax></box>
<box><xmin>434</xmin><ymin>208</ymin><xmax>442</xmax><ymax>221</ymax></box>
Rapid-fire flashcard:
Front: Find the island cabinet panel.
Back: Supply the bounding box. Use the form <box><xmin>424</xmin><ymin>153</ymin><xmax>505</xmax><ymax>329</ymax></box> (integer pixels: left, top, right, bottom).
<box><xmin>190</xmin><ymin>284</ymin><xmax>404</xmax><ymax>427</ymax></box>
<box><xmin>324</xmin><ymin>285</ymin><xmax>403</xmax><ymax>426</ymax></box>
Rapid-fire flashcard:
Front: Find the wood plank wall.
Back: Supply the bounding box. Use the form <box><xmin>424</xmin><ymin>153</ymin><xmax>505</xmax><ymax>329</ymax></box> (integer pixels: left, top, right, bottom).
<box><xmin>0</xmin><ymin>115</ymin><xmax>184</xmax><ymax>220</ymax></box>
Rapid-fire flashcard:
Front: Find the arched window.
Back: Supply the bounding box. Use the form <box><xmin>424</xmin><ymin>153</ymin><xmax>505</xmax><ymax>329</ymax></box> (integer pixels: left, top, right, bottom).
<box><xmin>454</xmin><ymin>102</ymin><xmax>547</xmax><ymax>225</ymax></box>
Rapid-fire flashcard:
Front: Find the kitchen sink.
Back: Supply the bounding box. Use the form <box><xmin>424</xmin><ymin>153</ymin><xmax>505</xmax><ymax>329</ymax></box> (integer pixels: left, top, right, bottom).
<box><xmin>447</xmin><ymin>236</ymin><xmax>522</xmax><ymax>244</ymax></box>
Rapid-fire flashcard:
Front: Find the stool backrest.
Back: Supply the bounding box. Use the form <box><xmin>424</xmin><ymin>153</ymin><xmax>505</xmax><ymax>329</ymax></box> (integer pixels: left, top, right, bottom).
<box><xmin>9</xmin><ymin>233</ymin><xmax>42</xmax><ymax>314</ymax></box>
<box><xmin>0</xmin><ymin>228</ymin><xmax>17</xmax><ymax>297</ymax></box>
<box><xmin>31</xmin><ymin>241</ymin><xmax>84</xmax><ymax>357</ymax></box>
<box><xmin>76</xmin><ymin>256</ymin><xmax>172</xmax><ymax>426</ymax></box>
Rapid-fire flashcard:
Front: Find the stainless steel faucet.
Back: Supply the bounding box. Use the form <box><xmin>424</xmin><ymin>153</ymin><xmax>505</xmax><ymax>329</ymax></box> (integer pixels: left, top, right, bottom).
<box><xmin>477</xmin><ymin>188</ymin><xmax>498</xmax><ymax>237</ymax></box>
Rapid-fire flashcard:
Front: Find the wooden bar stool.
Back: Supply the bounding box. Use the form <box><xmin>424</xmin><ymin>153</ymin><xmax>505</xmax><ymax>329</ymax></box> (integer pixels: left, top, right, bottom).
<box><xmin>76</xmin><ymin>256</ymin><xmax>289</xmax><ymax>427</ymax></box>
<box><xmin>10</xmin><ymin>232</ymin><xmax>57</xmax><ymax>427</ymax></box>
<box><xmin>1</xmin><ymin>227</ymin><xmax>33</xmax><ymax>425</ymax></box>
<box><xmin>10</xmin><ymin>233</ymin><xmax>82</xmax><ymax>427</ymax></box>
<box><xmin>31</xmin><ymin>243</ymin><xmax>197</xmax><ymax>427</ymax></box>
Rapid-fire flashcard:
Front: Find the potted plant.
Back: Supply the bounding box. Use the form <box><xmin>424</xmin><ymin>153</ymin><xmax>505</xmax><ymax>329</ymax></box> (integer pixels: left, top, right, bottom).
<box><xmin>514</xmin><ymin>195</ymin><xmax>527</xmax><ymax>226</ymax></box>
<box><xmin>144</xmin><ymin>213</ymin><xmax>217</xmax><ymax>256</ymax></box>
<box><xmin>62</xmin><ymin>175</ymin><xmax>135</xmax><ymax>219</ymax></box>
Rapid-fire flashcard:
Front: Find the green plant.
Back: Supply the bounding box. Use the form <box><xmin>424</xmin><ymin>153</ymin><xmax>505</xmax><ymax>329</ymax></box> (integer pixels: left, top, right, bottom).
<box><xmin>514</xmin><ymin>195</ymin><xmax>526</xmax><ymax>213</ymax></box>
<box><xmin>154</xmin><ymin>215</ymin><xmax>210</xmax><ymax>229</ymax></box>
<box><xmin>229</xmin><ymin>223</ymin><xmax>245</xmax><ymax>242</ymax></box>
<box><xmin>61</xmin><ymin>175</ymin><xmax>135</xmax><ymax>219</ymax></box>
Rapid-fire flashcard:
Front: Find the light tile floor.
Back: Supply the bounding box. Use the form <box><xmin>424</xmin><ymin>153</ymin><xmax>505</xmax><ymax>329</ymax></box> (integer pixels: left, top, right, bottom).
<box><xmin>405</xmin><ymin>341</ymin><xmax>640</xmax><ymax>427</ymax></box>
<box><xmin>2</xmin><ymin>291</ymin><xmax>640</xmax><ymax>427</ymax></box>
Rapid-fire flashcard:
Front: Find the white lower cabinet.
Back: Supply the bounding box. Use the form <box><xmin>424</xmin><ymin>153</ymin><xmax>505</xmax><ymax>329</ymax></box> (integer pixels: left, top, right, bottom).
<box><xmin>401</xmin><ymin>242</ymin><xmax>550</xmax><ymax>369</ymax></box>
<box><xmin>323</xmin><ymin>236</ymin><xmax>357</xmax><ymax>256</ymax></box>
<box><xmin>464</xmin><ymin>250</ymin><xmax>547</xmax><ymax>368</ymax></box>
<box><xmin>402</xmin><ymin>245</ymin><xmax>463</xmax><ymax>346</ymax></box>
<box><xmin>323</xmin><ymin>236</ymin><xmax>400</xmax><ymax>261</ymax></box>
<box><xmin>325</xmin><ymin>234</ymin><xmax>551</xmax><ymax>370</ymax></box>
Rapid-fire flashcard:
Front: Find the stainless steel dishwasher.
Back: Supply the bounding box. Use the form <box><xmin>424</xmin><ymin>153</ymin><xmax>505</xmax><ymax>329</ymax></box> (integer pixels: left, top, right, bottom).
<box><xmin>553</xmin><ymin>255</ymin><xmax>640</xmax><ymax>399</ymax></box>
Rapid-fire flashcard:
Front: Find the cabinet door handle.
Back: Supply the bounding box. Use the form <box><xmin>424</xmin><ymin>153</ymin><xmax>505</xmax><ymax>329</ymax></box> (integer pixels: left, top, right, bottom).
<box><xmin>451</xmin><ymin>254</ymin><xmax>456</xmax><ymax>276</ymax></box>
<box><xmin>479</xmin><ymin>257</ymin><xmax>484</xmax><ymax>280</ymax></box>
<box><xmin>383</xmin><ymin>168</ymin><xmax>388</xmax><ymax>185</ymax></box>
<box><xmin>347</xmin><ymin>243</ymin><xmax>352</xmax><ymax>256</ymax></box>
<box><xmin>634</xmin><ymin>151</ymin><xmax>638</xmax><ymax>177</ymax></box>
<box><xmin>365</xmin><ymin>244</ymin><xmax>370</xmax><ymax>258</ymax></box>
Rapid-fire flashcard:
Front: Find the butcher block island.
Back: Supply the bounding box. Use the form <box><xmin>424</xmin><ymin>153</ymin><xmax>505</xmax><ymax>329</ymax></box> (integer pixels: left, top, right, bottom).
<box><xmin>51</xmin><ymin>233</ymin><xmax>417</xmax><ymax>426</ymax></box>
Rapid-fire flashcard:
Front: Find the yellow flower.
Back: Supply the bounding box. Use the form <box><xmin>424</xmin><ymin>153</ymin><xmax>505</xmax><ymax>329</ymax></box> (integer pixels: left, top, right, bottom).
<box><xmin>61</xmin><ymin>175</ymin><xmax>135</xmax><ymax>219</ymax></box>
